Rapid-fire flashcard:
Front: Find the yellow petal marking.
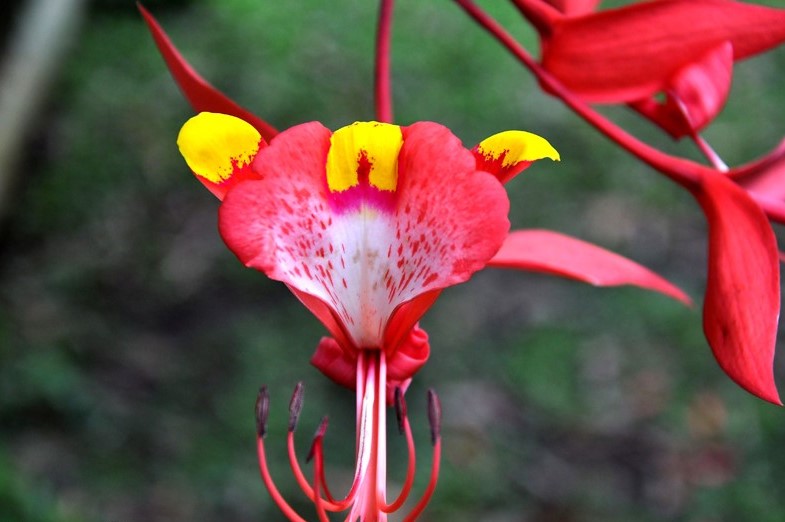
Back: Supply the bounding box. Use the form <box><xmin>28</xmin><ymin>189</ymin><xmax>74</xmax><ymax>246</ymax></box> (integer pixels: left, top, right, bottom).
<box><xmin>477</xmin><ymin>130</ymin><xmax>560</xmax><ymax>165</ymax></box>
<box><xmin>177</xmin><ymin>112</ymin><xmax>261</xmax><ymax>184</ymax></box>
<box><xmin>326</xmin><ymin>121</ymin><xmax>403</xmax><ymax>193</ymax></box>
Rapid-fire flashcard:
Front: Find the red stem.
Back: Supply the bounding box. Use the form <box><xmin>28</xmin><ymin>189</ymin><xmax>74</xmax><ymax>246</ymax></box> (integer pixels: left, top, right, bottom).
<box><xmin>509</xmin><ymin>0</ymin><xmax>561</xmax><ymax>37</ymax></box>
<box><xmin>375</xmin><ymin>0</ymin><xmax>395</xmax><ymax>123</ymax></box>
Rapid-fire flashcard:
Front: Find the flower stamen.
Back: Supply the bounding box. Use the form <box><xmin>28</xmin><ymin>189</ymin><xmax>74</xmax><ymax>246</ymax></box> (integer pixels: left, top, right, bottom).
<box><xmin>255</xmin><ymin>386</ymin><xmax>308</xmax><ymax>522</ymax></box>
<box><xmin>310</xmin><ymin>416</ymin><xmax>331</xmax><ymax>522</ymax></box>
<box><xmin>255</xmin><ymin>373</ymin><xmax>441</xmax><ymax>520</ymax></box>
<box><xmin>403</xmin><ymin>389</ymin><xmax>442</xmax><ymax>522</ymax></box>
<box><xmin>381</xmin><ymin>387</ymin><xmax>416</xmax><ymax>513</ymax></box>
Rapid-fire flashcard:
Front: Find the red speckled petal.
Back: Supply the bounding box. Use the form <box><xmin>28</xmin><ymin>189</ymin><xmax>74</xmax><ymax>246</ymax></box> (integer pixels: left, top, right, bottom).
<box><xmin>395</xmin><ymin>122</ymin><xmax>510</xmax><ymax>288</ymax></box>
<box><xmin>219</xmin><ymin>121</ymin><xmax>510</xmax><ymax>350</ymax></box>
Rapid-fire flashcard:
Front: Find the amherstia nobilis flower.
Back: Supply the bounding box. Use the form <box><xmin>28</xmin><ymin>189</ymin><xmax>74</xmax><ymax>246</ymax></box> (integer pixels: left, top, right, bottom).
<box><xmin>142</xmin><ymin>4</ymin><xmax>689</xmax><ymax>520</ymax></box>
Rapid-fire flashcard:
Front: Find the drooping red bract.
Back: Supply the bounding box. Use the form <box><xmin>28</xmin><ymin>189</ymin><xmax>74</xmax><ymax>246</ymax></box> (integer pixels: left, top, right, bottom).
<box><xmin>536</xmin><ymin>0</ymin><xmax>785</xmax><ymax>103</ymax></box>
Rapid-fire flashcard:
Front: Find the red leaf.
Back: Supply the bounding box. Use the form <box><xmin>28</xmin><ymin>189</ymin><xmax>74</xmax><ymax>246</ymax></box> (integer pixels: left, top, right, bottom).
<box><xmin>138</xmin><ymin>4</ymin><xmax>278</xmax><ymax>142</ymax></box>
<box><xmin>540</xmin><ymin>0</ymin><xmax>785</xmax><ymax>103</ymax></box>
<box><xmin>694</xmin><ymin>173</ymin><xmax>781</xmax><ymax>404</ymax></box>
<box><xmin>486</xmin><ymin>229</ymin><xmax>691</xmax><ymax>304</ymax></box>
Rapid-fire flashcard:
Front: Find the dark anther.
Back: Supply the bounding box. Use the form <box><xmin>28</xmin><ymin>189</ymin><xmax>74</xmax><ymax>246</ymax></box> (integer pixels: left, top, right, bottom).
<box><xmin>427</xmin><ymin>388</ymin><xmax>442</xmax><ymax>445</ymax></box>
<box><xmin>288</xmin><ymin>381</ymin><xmax>305</xmax><ymax>432</ymax></box>
<box><xmin>255</xmin><ymin>385</ymin><xmax>270</xmax><ymax>438</ymax></box>
<box><xmin>394</xmin><ymin>386</ymin><xmax>407</xmax><ymax>435</ymax></box>
<box><xmin>306</xmin><ymin>415</ymin><xmax>329</xmax><ymax>463</ymax></box>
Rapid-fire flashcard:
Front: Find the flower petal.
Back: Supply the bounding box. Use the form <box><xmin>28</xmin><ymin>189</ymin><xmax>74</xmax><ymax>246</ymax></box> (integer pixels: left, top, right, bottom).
<box><xmin>139</xmin><ymin>4</ymin><xmax>277</xmax><ymax>141</ymax></box>
<box><xmin>310</xmin><ymin>325</ymin><xmax>429</xmax><ymax>403</ymax></box>
<box><xmin>384</xmin><ymin>289</ymin><xmax>441</xmax><ymax>354</ymax></box>
<box><xmin>694</xmin><ymin>173</ymin><xmax>781</xmax><ymax>404</ymax></box>
<box><xmin>486</xmin><ymin>229</ymin><xmax>691</xmax><ymax>304</ymax></box>
<box><xmin>177</xmin><ymin>112</ymin><xmax>264</xmax><ymax>199</ymax></box>
<box><xmin>540</xmin><ymin>0</ymin><xmax>785</xmax><ymax>103</ymax></box>
<box><xmin>219</xmin><ymin>121</ymin><xmax>510</xmax><ymax>350</ymax></box>
<box><xmin>630</xmin><ymin>41</ymin><xmax>733</xmax><ymax>138</ymax></box>
<box><xmin>396</xmin><ymin>121</ymin><xmax>511</xmax><ymax>287</ymax></box>
<box><xmin>471</xmin><ymin>130</ymin><xmax>560</xmax><ymax>183</ymax></box>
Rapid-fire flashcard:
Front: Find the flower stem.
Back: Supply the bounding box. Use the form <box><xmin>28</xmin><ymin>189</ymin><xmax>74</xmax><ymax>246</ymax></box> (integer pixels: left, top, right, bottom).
<box><xmin>375</xmin><ymin>0</ymin><xmax>395</xmax><ymax>123</ymax></box>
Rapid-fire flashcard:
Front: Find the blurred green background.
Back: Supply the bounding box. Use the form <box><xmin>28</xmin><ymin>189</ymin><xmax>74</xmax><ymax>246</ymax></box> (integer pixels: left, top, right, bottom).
<box><xmin>1</xmin><ymin>0</ymin><xmax>785</xmax><ymax>520</ymax></box>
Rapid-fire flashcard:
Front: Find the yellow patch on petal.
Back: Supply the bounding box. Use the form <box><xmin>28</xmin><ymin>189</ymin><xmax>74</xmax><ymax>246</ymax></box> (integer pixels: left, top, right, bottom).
<box><xmin>477</xmin><ymin>130</ymin><xmax>560</xmax><ymax>166</ymax></box>
<box><xmin>177</xmin><ymin>112</ymin><xmax>261</xmax><ymax>184</ymax></box>
<box><xmin>326</xmin><ymin>121</ymin><xmax>403</xmax><ymax>193</ymax></box>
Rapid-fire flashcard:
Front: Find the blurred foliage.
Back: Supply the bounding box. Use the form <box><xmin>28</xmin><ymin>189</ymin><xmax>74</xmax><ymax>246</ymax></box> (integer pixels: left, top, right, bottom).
<box><xmin>1</xmin><ymin>0</ymin><xmax>785</xmax><ymax>521</ymax></box>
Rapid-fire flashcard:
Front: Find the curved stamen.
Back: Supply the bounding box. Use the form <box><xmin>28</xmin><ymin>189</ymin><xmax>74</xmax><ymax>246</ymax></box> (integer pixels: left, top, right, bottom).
<box><xmin>284</xmin><ymin>386</ymin><xmax>345</xmax><ymax>512</ymax></box>
<box><xmin>255</xmin><ymin>354</ymin><xmax>439</xmax><ymax>520</ymax></box>
<box><xmin>254</xmin><ymin>386</ymin><xmax>308</xmax><ymax>522</ymax></box>
<box><xmin>311</xmin><ymin>417</ymin><xmax>331</xmax><ymax>522</ymax></box>
<box><xmin>255</xmin><ymin>385</ymin><xmax>270</xmax><ymax>438</ymax></box>
<box><xmin>289</xmin><ymin>381</ymin><xmax>305</xmax><ymax>432</ymax></box>
<box><xmin>288</xmin><ymin>423</ymin><xmax>353</xmax><ymax>512</ymax></box>
<box><xmin>308</xmin><ymin>417</ymin><xmax>338</xmax><ymax>504</ymax></box>
<box><xmin>382</xmin><ymin>388</ymin><xmax>416</xmax><ymax>512</ymax></box>
<box><xmin>380</xmin><ymin>415</ymin><xmax>416</xmax><ymax>513</ymax></box>
<box><xmin>256</xmin><ymin>438</ymin><xmax>309</xmax><ymax>522</ymax></box>
<box><xmin>402</xmin><ymin>437</ymin><xmax>442</xmax><ymax>522</ymax></box>
<box><xmin>427</xmin><ymin>388</ymin><xmax>442</xmax><ymax>446</ymax></box>
<box><xmin>402</xmin><ymin>389</ymin><xmax>443</xmax><ymax>521</ymax></box>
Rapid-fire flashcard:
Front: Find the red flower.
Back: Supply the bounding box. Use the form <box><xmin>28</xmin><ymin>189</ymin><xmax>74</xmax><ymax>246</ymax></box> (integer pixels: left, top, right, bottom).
<box><xmin>143</xmin><ymin>5</ymin><xmax>691</xmax><ymax>520</ymax></box>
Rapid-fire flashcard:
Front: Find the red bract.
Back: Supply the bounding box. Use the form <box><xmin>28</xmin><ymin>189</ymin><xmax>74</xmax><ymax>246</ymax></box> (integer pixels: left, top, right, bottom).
<box><xmin>455</xmin><ymin>0</ymin><xmax>783</xmax><ymax>404</ymax></box>
<box><xmin>139</xmin><ymin>4</ymin><xmax>278</xmax><ymax>142</ymax></box>
<box><xmin>522</xmin><ymin>0</ymin><xmax>785</xmax><ymax>102</ymax></box>
<box><xmin>695</xmin><ymin>174</ymin><xmax>781</xmax><ymax>405</ymax></box>
<box><xmin>629</xmin><ymin>41</ymin><xmax>733</xmax><ymax>139</ymax></box>
<box><xmin>514</xmin><ymin>0</ymin><xmax>785</xmax><ymax>138</ymax></box>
